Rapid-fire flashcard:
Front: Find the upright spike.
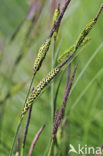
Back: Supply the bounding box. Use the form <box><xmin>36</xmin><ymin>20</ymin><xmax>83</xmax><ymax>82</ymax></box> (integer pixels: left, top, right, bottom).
<box><xmin>52</xmin><ymin>3</ymin><xmax>60</xmax><ymax>40</ymax></box>
<box><xmin>33</xmin><ymin>38</ymin><xmax>51</xmax><ymax>73</ymax></box>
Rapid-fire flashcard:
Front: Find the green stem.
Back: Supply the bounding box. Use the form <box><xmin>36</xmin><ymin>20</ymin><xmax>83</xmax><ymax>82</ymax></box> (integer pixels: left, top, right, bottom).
<box><xmin>47</xmin><ymin>140</ymin><xmax>53</xmax><ymax>156</ymax></box>
<box><xmin>10</xmin><ymin>74</ymin><xmax>35</xmax><ymax>156</ymax></box>
<box><xmin>51</xmin><ymin>38</ymin><xmax>55</xmax><ymax>123</ymax></box>
<box><xmin>22</xmin><ymin>73</ymin><xmax>37</xmax><ymax>156</ymax></box>
<box><xmin>9</xmin><ymin>119</ymin><xmax>22</xmax><ymax>156</ymax></box>
<box><xmin>24</xmin><ymin>73</ymin><xmax>35</xmax><ymax>105</ymax></box>
<box><xmin>21</xmin><ymin>147</ymin><xmax>23</xmax><ymax>156</ymax></box>
<box><xmin>20</xmin><ymin>74</ymin><xmax>35</xmax><ymax>156</ymax></box>
<box><xmin>50</xmin><ymin>38</ymin><xmax>55</xmax><ymax>156</ymax></box>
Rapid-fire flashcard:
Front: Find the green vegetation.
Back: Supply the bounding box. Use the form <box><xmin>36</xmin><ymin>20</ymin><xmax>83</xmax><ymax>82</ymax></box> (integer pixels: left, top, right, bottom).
<box><xmin>0</xmin><ymin>0</ymin><xmax>103</xmax><ymax>156</ymax></box>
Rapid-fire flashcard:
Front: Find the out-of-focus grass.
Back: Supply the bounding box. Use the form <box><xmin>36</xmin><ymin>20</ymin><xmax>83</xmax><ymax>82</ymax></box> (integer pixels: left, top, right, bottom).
<box><xmin>0</xmin><ymin>0</ymin><xmax>103</xmax><ymax>156</ymax></box>
<box><xmin>0</xmin><ymin>0</ymin><xmax>28</xmax><ymax>36</ymax></box>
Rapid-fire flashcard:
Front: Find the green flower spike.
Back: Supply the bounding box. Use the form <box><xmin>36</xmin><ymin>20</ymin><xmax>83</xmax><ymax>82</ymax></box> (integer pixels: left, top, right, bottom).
<box><xmin>21</xmin><ymin>67</ymin><xmax>60</xmax><ymax>118</ymax></box>
<box><xmin>75</xmin><ymin>19</ymin><xmax>96</xmax><ymax>50</ymax></box>
<box><xmin>33</xmin><ymin>38</ymin><xmax>51</xmax><ymax>73</ymax></box>
<box><xmin>52</xmin><ymin>6</ymin><xmax>60</xmax><ymax>40</ymax></box>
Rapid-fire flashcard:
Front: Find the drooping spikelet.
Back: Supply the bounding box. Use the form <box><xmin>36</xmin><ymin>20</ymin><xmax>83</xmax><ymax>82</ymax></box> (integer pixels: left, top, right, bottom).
<box><xmin>75</xmin><ymin>19</ymin><xmax>96</xmax><ymax>50</ymax></box>
<box><xmin>21</xmin><ymin>67</ymin><xmax>60</xmax><ymax>118</ymax></box>
<box><xmin>33</xmin><ymin>38</ymin><xmax>51</xmax><ymax>73</ymax></box>
<box><xmin>53</xmin><ymin>8</ymin><xmax>60</xmax><ymax>24</ymax></box>
<box><xmin>57</xmin><ymin>17</ymin><xmax>98</xmax><ymax>65</ymax></box>
<box><xmin>79</xmin><ymin>37</ymin><xmax>90</xmax><ymax>47</ymax></box>
<box><xmin>52</xmin><ymin>6</ymin><xmax>60</xmax><ymax>40</ymax></box>
<box><xmin>57</xmin><ymin>9</ymin><xmax>103</xmax><ymax>65</ymax></box>
<box><xmin>57</xmin><ymin>45</ymin><xmax>75</xmax><ymax>64</ymax></box>
<box><xmin>57</xmin><ymin>36</ymin><xmax>90</xmax><ymax>64</ymax></box>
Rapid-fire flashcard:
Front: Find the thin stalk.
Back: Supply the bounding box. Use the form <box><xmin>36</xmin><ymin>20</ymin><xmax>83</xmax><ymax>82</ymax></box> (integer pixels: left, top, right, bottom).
<box><xmin>20</xmin><ymin>74</ymin><xmax>36</xmax><ymax>156</ymax></box>
<box><xmin>51</xmin><ymin>38</ymin><xmax>55</xmax><ymax>124</ymax></box>
<box><xmin>15</xmin><ymin>137</ymin><xmax>20</xmax><ymax>156</ymax></box>
<box><xmin>49</xmin><ymin>0</ymin><xmax>72</xmax><ymax>38</ymax></box>
<box><xmin>9</xmin><ymin>119</ymin><xmax>22</xmax><ymax>156</ymax></box>
<box><xmin>54</xmin><ymin>73</ymin><xmax>63</xmax><ymax>115</ymax></box>
<box><xmin>47</xmin><ymin>140</ymin><xmax>54</xmax><ymax>156</ymax></box>
<box><xmin>21</xmin><ymin>105</ymin><xmax>33</xmax><ymax>156</ymax></box>
<box><xmin>28</xmin><ymin>125</ymin><xmax>45</xmax><ymax>156</ymax></box>
<box><xmin>54</xmin><ymin>39</ymin><xmax>62</xmax><ymax>66</ymax></box>
<box><xmin>10</xmin><ymin>74</ymin><xmax>35</xmax><ymax>156</ymax></box>
<box><xmin>50</xmin><ymin>38</ymin><xmax>55</xmax><ymax>155</ymax></box>
<box><xmin>24</xmin><ymin>74</ymin><xmax>35</xmax><ymax>105</ymax></box>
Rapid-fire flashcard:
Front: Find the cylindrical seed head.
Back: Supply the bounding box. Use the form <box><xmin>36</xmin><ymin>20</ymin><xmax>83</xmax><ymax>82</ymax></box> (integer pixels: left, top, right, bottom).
<box><xmin>33</xmin><ymin>38</ymin><xmax>51</xmax><ymax>73</ymax></box>
<box><xmin>21</xmin><ymin>67</ymin><xmax>60</xmax><ymax>117</ymax></box>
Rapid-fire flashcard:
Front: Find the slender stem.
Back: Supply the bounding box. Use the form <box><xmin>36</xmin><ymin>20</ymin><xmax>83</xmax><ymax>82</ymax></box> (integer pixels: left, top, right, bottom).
<box><xmin>28</xmin><ymin>125</ymin><xmax>45</xmax><ymax>156</ymax></box>
<box><xmin>20</xmin><ymin>73</ymin><xmax>37</xmax><ymax>156</ymax></box>
<box><xmin>21</xmin><ymin>105</ymin><xmax>33</xmax><ymax>156</ymax></box>
<box><xmin>10</xmin><ymin>74</ymin><xmax>35</xmax><ymax>156</ymax></box>
<box><xmin>20</xmin><ymin>74</ymin><xmax>36</xmax><ymax>156</ymax></box>
<box><xmin>15</xmin><ymin>137</ymin><xmax>20</xmax><ymax>156</ymax></box>
<box><xmin>47</xmin><ymin>140</ymin><xmax>54</xmax><ymax>156</ymax></box>
<box><xmin>24</xmin><ymin>74</ymin><xmax>35</xmax><ymax>105</ymax></box>
<box><xmin>51</xmin><ymin>38</ymin><xmax>55</xmax><ymax>124</ymax></box>
<box><xmin>9</xmin><ymin>119</ymin><xmax>22</xmax><ymax>156</ymax></box>
<box><xmin>21</xmin><ymin>146</ymin><xmax>23</xmax><ymax>156</ymax></box>
<box><xmin>50</xmin><ymin>38</ymin><xmax>55</xmax><ymax>156</ymax></box>
<box><xmin>94</xmin><ymin>5</ymin><xmax>103</xmax><ymax>21</ymax></box>
<box><xmin>49</xmin><ymin>0</ymin><xmax>72</xmax><ymax>38</ymax></box>
<box><xmin>66</xmin><ymin>64</ymin><xmax>71</xmax><ymax>89</ymax></box>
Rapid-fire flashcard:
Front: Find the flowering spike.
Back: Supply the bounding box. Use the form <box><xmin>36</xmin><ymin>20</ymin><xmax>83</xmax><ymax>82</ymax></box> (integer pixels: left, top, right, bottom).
<box><xmin>57</xmin><ymin>11</ymin><xmax>101</xmax><ymax>66</ymax></box>
<box><xmin>49</xmin><ymin>0</ymin><xmax>71</xmax><ymax>38</ymax></box>
<box><xmin>75</xmin><ymin>19</ymin><xmax>96</xmax><ymax>50</ymax></box>
<box><xmin>57</xmin><ymin>37</ymin><xmax>90</xmax><ymax>65</ymax></box>
<box><xmin>21</xmin><ymin>54</ymin><xmax>73</xmax><ymax>118</ymax></box>
<box><xmin>33</xmin><ymin>38</ymin><xmax>51</xmax><ymax>73</ymax></box>
<box><xmin>57</xmin><ymin>45</ymin><xmax>75</xmax><ymax>64</ymax></box>
<box><xmin>80</xmin><ymin>37</ymin><xmax>90</xmax><ymax>47</ymax></box>
<box><xmin>21</xmin><ymin>67</ymin><xmax>60</xmax><ymax>117</ymax></box>
<box><xmin>52</xmin><ymin>6</ymin><xmax>60</xmax><ymax>40</ymax></box>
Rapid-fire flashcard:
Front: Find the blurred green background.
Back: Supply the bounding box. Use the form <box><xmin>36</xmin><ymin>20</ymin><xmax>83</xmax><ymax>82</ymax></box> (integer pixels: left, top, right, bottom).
<box><xmin>0</xmin><ymin>0</ymin><xmax>103</xmax><ymax>155</ymax></box>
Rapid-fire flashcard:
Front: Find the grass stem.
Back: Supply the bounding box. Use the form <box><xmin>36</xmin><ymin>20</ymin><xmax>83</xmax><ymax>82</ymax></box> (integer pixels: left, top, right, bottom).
<box><xmin>9</xmin><ymin>119</ymin><xmax>22</xmax><ymax>156</ymax></box>
<box><xmin>51</xmin><ymin>38</ymin><xmax>55</xmax><ymax>124</ymax></box>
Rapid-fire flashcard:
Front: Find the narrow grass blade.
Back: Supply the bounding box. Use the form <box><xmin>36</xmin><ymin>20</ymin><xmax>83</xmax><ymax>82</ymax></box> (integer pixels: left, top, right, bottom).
<box><xmin>70</xmin><ymin>42</ymin><xmax>103</xmax><ymax>96</ymax></box>
<box><xmin>71</xmin><ymin>68</ymin><xmax>103</xmax><ymax>111</ymax></box>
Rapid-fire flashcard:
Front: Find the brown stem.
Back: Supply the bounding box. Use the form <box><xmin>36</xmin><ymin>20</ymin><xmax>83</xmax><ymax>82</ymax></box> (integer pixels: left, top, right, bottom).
<box><xmin>22</xmin><ymin>105</ymin><xmax>33</xmax><ymax>149</ymax></box>
<box><xmin>28</xmin><ymin>125</ymin><xmax>45</xmax><ymax>156</ymax></box>
<box><xmin>52</xmin><ymin>66</ymin><xmax>77</xmax><ymax>139</ymax></box>
<box><xmin>49</xmin><ymin>0</ymin><xmax>72</xmax><ymax>38</ymax></box>
<box><xmin>66</xmin><ymin>64</ymin><xmax>71</xmax><ymax>89</ymax></box>
<box><xmin>94</xmin><ymin>5</ymin><xmax>103</xmax><ymax>21</ymax></box>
